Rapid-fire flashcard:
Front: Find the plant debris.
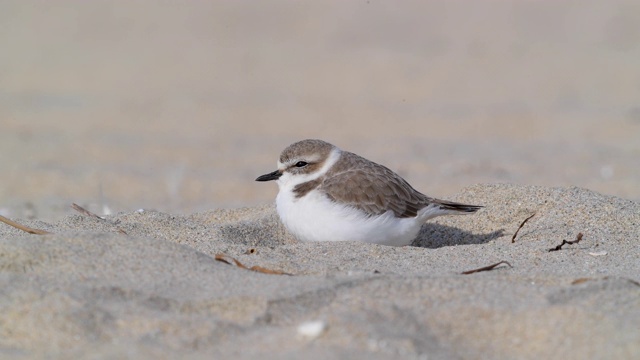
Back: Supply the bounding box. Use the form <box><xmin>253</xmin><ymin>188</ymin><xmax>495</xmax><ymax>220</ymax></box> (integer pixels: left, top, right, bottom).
<box><xmin>571</xmin><ymin>276</ymin><xmax>640</xmax><ymax>287</ymax></box>
<box><xmin>214</xmin><ymin>253</ymin><xmax>291</xmax><ymax>275</ymax></box>
<box><xmin>548</xmin><ymin>232</ymin><xmax>583</xmax><ymax>252</ymax></box>
<box><xmin>0</xmin><ymin>214</ymin><xmax>51</xmax><ymax>235</ymax></box>
<box><xmin>571</xmin><ymin>278</ymin><xmax>591</xmax><ymax>285</ymax></box>
<box><xmin>71</xmin><ymin>203</ymin><xmax>127</xmax><ymax>235</ymax></box>
<box><xmin>461</xmin><ymin>260</ymin><xmax>512</xmax><ymax>275</ymax></box>
<box><xmin>71</xmin><ymin>203</ymin><xmax>106</xmax><ymax>220</ymax></box>
<box><xmin>511</xmin><ymin>213</ymin><xmax>535</xmax><ymax>243</ymax></box>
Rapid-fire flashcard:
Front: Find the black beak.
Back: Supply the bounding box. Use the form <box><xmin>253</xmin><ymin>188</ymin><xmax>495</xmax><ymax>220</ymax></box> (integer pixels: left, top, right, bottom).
<box><xmin>256</xmin><ymin>170</ymin><xmax>282</xmax><ymax>182</ymax></box>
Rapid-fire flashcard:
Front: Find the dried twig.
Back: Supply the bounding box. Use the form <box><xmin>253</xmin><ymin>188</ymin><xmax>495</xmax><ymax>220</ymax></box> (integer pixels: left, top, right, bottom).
<box><xmin>0</xmin><ymin>214</ymin><xmax>52</xmax><ymax>235</ymax></box>
<box><xmin>461</xmin><ymin>260</ymin><xmax>512</xmax><ymax>275</ymax></box>
<box><xmin>571</xmin><ymin>278</ymin><xmax>591</xmax><ymax>285</ymax></box>
<box><xmin>572</xmin><ymin>276</ymin><xmax>640</xmax><ymax>287</ymax></box>
<box><xmin>215</xmin><ymin>253</ymin><xmax>291</xmax><ymax>275</ymax></box>
<box><xmin>71</xmin><ymin>203</ymin><xmax>127</xmax><ymax>235</ymax></box>
<box><xmin>624</xmin><ymin>278</ymin><xmax>640</xmax><ymax>287</ymax></box>
<box><xmin>511</xmin><ymin>213</ymin><xmax>535</xmax><ymax>243</ymax></box>
<box><xmin>548</xmin><ymin>232</ymin><xmax>583</xmax><ymax>252</ymax></box>
<box><xmin>248</xmin><ymin>265</ymin><xmax>290</xmax><ymax>275</ymax></box>
<box><xmin>71</xmin><ymin>203</ymin><xmax>105</xmax><ymax>220</ymax></box>
<box><xmin>215</xmin><ymin>254</ymin><xmax>245</xmax><ymax>267</ymax></box>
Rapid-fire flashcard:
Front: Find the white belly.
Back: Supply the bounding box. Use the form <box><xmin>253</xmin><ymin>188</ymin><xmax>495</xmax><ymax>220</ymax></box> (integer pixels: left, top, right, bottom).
<box><xmin>276</xmin><ymin>189</ymin><xmax>423</xmax><ymax>246</ymax></box>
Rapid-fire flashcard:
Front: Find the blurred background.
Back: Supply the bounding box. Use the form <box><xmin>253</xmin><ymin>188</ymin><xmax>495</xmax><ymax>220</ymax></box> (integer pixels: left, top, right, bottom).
<box><xmin>1</xmin><ymin>0</ymin><xmax>639</xmax><ymax>220</ymax></box>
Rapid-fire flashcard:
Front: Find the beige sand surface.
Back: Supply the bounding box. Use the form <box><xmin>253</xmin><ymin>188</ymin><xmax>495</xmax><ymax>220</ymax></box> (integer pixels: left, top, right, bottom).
<box><xmin>1</xmin><ymin>1</ymin><xmax>639</xmax><ymax>359</ymax></box>
<box><xmin>1</xmin><ymin>184</ymin><xmax>639</xmax><ymax>359</ymax></box>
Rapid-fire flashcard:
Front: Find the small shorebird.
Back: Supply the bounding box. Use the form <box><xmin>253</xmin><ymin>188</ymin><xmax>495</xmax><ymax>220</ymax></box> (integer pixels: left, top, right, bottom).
<box><xmin>256</xmin><ymin>139</ymin><xmax>481</xmax><ymax>246</ymax></box>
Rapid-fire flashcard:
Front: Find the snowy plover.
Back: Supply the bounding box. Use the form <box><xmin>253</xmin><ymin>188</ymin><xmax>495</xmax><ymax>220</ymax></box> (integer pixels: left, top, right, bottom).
<box><xmin>256</xmin><ymin>139</ymin><xmax>481</xmax><ymax>246</ymax></box>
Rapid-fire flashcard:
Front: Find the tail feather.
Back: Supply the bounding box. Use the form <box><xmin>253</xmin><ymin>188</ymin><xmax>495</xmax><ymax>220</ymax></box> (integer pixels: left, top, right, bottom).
<box><xmin>435</xmin><ymin>199</ymin><xmax>483</xmax><ymax>213</ymax></box>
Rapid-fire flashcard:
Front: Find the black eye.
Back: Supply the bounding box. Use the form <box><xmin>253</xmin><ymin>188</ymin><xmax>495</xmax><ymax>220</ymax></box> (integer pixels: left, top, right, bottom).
<box><xmin>295</xmin><ymin>161</ymin><xmax>308</xmax><ymax>168</ymax></box>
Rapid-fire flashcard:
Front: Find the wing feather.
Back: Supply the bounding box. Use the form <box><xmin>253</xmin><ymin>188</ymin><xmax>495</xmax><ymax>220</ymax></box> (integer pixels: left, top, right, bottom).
<box><xmin>320</xmin><ymin>163</ymin><xmax>432</xmax><ymax>218</ymax></box>
<box><xmin>318</xmin><ymin>151</ymin><xmax>482</xmax><ymax>218</ymax></box>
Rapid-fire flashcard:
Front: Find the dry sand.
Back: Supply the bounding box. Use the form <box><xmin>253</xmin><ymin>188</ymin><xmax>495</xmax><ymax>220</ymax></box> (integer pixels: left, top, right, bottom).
<box><xmin>1</xmin><ymin>1</ymin><xmax>640</xmax><ymax>359</ymax></box>
<box><xmin>1</xmin><ymin>184</ymin><xmax>639</xmax><ymax>359</ymax></box>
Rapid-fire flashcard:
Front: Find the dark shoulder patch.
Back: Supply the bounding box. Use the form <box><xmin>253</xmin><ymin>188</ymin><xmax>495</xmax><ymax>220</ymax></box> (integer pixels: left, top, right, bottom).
<box><xmin>293</xmin><ymin>178</ymin><xmax>323</xmax><ymax>199</ymax></box>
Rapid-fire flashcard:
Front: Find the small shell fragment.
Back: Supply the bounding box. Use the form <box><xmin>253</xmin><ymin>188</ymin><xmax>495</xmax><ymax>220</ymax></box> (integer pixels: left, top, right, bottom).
<box><xmin>588</xmin><ymin>251</ymin><xmax>607</xmax><ymax>256</ymax></box>
<box><xmin>297</xmin><ymin>320</ymin><xmax>327</xmax><ymax>339</ymax></box>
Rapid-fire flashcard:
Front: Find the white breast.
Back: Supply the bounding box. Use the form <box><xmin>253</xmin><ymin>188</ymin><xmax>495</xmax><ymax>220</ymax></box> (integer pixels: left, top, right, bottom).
<box><xmin>275</xmin><ymin>187</ymin><xmax>423</xmax><ymax>246</ymax></box>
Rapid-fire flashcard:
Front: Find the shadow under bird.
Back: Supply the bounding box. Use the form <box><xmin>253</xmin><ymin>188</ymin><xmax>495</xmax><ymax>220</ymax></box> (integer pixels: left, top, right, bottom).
<box><xmin>256</xmin><ymin>139</ymin><xmax>482</xmax><ymax>246</ymax></box>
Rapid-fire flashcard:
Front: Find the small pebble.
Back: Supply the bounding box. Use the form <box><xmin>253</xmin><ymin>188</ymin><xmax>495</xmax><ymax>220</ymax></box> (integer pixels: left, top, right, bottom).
<box><xmin>297</xmin><ymin>320</ymin><xmax>327</xmax><ymax>339</ymax></box>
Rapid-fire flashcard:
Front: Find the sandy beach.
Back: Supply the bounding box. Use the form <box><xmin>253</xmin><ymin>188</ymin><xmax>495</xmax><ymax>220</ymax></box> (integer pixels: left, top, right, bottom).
<box><xmin>1</xmin><ymin>1</ymin><xmax>639</xmax><ymax>359</ymax></box>
<box><xmin>1</xmin><ymin>184</ymin><xmax>639</xmax><ymax>359</ymax></box>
